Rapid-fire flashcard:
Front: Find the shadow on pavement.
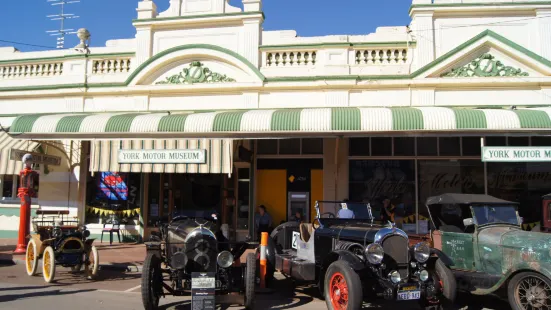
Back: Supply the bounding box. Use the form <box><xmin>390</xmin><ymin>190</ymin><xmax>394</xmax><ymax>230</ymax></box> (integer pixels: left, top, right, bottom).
<box><xmin>0</xmin><ymin>288</ymin><xmax>95</xmax><ymax>302</ymax></box>
<box><xmin>0</xmin><ymin>285</ymin><xmax>52</xmax><ymax>291</ymax></box>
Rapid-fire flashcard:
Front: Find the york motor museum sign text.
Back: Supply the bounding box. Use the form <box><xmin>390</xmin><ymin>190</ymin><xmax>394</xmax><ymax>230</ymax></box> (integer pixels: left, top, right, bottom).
<box><xmin>482</xmin><ymin>147</ymin><xmax>551</xmax><ymax>162</ymax></box>
<box><xmin>118</xmin><ymin>149</ymin><xmax>206</xmax><ymax>164</ymax></box>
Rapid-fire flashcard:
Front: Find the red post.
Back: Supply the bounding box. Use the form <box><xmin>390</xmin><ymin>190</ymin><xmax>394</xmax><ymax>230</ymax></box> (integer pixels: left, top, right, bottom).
<box><xmin>13</xmin><ymin>154</ymin><xmax>37</xmax><ymax>255</ymax></box>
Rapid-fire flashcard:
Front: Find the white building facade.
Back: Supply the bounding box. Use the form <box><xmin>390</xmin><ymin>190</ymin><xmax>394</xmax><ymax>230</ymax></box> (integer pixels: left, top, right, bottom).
<box><xmin>1</xmin><ymin>0</ymin><xmax>551</xmax><ymax>240</ymax></box>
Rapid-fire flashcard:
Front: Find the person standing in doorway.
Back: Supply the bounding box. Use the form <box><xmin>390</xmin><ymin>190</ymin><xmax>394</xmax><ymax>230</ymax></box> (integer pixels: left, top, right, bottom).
<box><xmin>380</xmin><ymin>196</ymin><xmax>396</xmax><ymax>223</ymax></box>
<box><xmin>255</xmin><ymin>205</ymin><xmax>273</xmax><ymax>241</ymax></box>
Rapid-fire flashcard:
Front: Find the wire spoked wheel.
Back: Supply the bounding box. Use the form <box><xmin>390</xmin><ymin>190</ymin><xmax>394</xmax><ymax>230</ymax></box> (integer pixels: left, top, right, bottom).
<box><xmin>509</xmin><ymin>272</ymin><xmax>551</xmax><ymax>310</ymax></box>
<box><xmin>330</xmin><ymin>272</ymin><xmax>349</xmax><ymax>309</ymax></box>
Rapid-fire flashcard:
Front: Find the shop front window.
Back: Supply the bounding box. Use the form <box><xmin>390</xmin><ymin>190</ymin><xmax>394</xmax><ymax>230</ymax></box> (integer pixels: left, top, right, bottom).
<box><xmin>236</xmin><ymin>168</ymin><xmax>250</xmax><ymax>230</ymax></box>
<box><xmin>488</xmin><ymin>162</ymin><xmax>551</xmax><ymax>223</ymax></box>
<box><xmin>349</xmin><ymin>160</ymin><xmax>416</xmax><ymax>223</ymax></box>
<box><xmin>418</xmin><ymin>160</ymin><xmax>485</xmax><ymax>208</ymax></box>
<box><xmin>86</xmin><ymin>172</ymin><xmax>141</xmax><ymax>225</ymax></box>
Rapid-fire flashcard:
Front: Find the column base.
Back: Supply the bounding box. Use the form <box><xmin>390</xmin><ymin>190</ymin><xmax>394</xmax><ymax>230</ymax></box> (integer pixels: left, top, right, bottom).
<box><xmin>13</xmin><ymin>244</ymin><xmax>26</xmax><ymax>255</ymax></box>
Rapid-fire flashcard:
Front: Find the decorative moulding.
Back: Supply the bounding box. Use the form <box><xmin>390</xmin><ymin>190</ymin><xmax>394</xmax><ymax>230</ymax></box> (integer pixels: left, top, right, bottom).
<box><xmin>441</xmin><ymin>53</ymin><xmax>529</xmax><ymax>78</ymax></box>
<box><xmin>156</xmin><ymin>61</ymin><xmax>236</xmax><ymax>84</ymax></box>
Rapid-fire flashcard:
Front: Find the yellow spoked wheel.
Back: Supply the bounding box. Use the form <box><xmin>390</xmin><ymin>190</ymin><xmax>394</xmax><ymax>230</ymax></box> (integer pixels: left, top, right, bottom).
<box><xmin>25</xmin><ymin>239</ymin><xmax>39</xmax><ymax>276</ymax></box>
<box><xmin>86</xmin><ymin>246</ymin><xmax>99</xmax><ymax>280</ymax></box>
<box><xmin>42</xmin><ymin>246</ymin><xmax>56</xmax><ymax>283</ymax></box>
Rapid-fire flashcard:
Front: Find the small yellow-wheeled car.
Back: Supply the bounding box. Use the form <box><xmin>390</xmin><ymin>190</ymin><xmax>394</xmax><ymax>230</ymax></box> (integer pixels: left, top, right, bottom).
<box><xmin>25</xmin><ymin>209</ymin><xmax>99</xmax><ymax>283</ymax></box>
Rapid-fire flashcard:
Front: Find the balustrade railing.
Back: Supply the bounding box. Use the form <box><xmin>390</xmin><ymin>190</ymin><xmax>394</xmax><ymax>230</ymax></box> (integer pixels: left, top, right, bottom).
<box><xmin>0</xmin><ymin>62</ymin><xmax>63</xmax><ymax>79</ymax></box>
<box><xmin>265</xmin><ymin>51</ymin><xmax>317</xmax><ymax>67</ymax></box>
<box><xmin>92</xmin><ymin>58</ymin><xmax>132</xmax><ymax>74</ymax></box>
<box><xmin>355</xmin><ymin>48</ymin><xmax>409</xmax><ymax>65</ymax></box>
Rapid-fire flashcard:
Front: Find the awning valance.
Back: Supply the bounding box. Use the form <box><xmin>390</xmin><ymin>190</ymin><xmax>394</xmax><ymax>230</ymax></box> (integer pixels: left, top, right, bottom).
<box><xmin>90</xmin><ymin>139</ymin><xmax>233</xmax><ymax>174</ymax></box>
<box><xmin>0</xmin><ymin>131</ymin><xmax>40</xmax><ymax>175</ymax></box>
<box><xmin>8</xmin><ymin>107</ymin><xmax>551</xmax><ymax>139</ymax></box>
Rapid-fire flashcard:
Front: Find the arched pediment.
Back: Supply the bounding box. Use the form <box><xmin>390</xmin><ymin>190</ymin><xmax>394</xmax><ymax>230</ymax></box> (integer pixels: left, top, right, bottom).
<box><xmin>127</xmin><ymin>44</ymin><xmax>265</xmax><ymax>86</ymax></box>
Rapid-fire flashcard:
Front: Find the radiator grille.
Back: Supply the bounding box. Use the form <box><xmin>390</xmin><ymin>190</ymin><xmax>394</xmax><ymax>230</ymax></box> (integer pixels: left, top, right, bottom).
<box><xmin>382</xmin><ymin>235</ymin><xmax>409</xmax><ymax>278</ymax></box>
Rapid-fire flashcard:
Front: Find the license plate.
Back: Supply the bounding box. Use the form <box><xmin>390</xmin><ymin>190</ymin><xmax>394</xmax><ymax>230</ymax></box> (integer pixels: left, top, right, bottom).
<box><xmin>191</xmin><ymin>277</ymin><xmax>215</xmax><ymax>289</ymax></box>
<box><xmin>397</xmin><ymin>290</ymin><xmax>421</xmax><ymax>300</ymax></box>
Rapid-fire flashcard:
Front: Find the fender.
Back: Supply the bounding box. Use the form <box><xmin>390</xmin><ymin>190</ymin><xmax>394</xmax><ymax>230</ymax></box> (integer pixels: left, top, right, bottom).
<box><xmin>318</xmin><ymin>250</ymin><xmax>365</xmax><ymax>290</ymax></box>
<box><xmin>431</xmin><ymin>248</ymin><xmax>454</xmax><ymax>266</ymax></box>
<box><xmin>265</xmin><ymin>234</ymin><xmax>278</xmax><ymax>268</ymax></box>
<box><xmin>84</xmin><ymin>239</ymin><xmax>96</xmax><ymax>247</ymax></box>
<box><xmin>471</xmin><ymin>261</ymin><xmax>551</xmax><ymax>295</ymax></box>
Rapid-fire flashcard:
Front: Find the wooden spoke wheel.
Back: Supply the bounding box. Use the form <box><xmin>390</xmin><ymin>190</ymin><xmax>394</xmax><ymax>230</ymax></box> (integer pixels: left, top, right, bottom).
<box><xmin>25</xmin><ymin>239</ymin><xmax>39</xmax><ymax>276</ymax></box>
<box><xmin>42</xmin><ymin>246</ymin><xmax>56</xmax><ymax>283</ymax></box>
<box><xmin>86</xmin><ymin>246</ymin><xmax>99</xmax><ymax>280</ymax></box>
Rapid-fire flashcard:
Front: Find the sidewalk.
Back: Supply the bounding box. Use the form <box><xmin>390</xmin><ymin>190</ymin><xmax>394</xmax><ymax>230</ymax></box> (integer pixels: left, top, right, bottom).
<box><xmin>0</xmin><ymin>238</ymin><xmax>145</xmax><ymax>272</ymax></box>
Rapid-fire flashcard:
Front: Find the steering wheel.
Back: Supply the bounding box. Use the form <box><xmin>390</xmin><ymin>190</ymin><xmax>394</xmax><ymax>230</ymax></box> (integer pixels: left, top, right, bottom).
<box><xmin>321</xmin><ymin>212</ymin><xmax>336</xmax><ymax>219</ymax></box>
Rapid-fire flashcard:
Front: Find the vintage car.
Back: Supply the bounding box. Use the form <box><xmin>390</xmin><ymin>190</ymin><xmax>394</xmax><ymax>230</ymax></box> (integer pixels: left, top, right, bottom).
<box><xmin>25</xmin><ymin>210</ymin><xmax>99</xmax><ymax>283</ymax></box>
<box><xmin>415</xmin><ymin>193</ymin><xmax>551</xmax><ymax>310</ymax></box>
<box><xmin>141</xmin><ymin>211</ymin><xmax>258</xmax><ymax>310</ymax></box>
<box><xmin>268</xmin><ymin>201</ymin><xmax>457</xmax><ymax>310</ymax></box>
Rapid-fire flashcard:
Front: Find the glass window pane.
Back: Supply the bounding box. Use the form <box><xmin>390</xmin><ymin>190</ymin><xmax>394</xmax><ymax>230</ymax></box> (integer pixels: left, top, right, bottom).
<box><xmin>349</xmin><ymin>160</ymin><xmax>416</xmax><ymax>225</ymax></box>
<box><xmin>532</xmin><ymin>136</ymin><xmax>551</xmax><ymax>146</ymax></box>
<box><xmin>508</xmin><ymin>137</ymin><xmax>530</xmax><ymax>146</ymax></box>
<box><xmin>394</xmin><ymin>137</ymin><xmax>415</xmax><ymax>156</ymax></box>
<box><xmin>486</xmin><ymin>137</ymin><xmax>506</xmax><ymax>146</ymax></box>
<box><xmin>148</xmin><ymin>174</ymin><xmax>161</xmax><ymax>227</ymax></box>
<box><xmin>279</xmin><ymin>139</ymin><xmax>301</xmax><ymax>155</ymax></box>
<box><xmin>237</xmin><ymin>168</ymin><xmax>250</xmax><ymax>230</ymax></box>
<box><xmin>439</xmin><ymin>137</ymin><xmax>461</xmax><ymax>156</ymax></box>
<box><xmin>302</xmin><ymin>138</ymin><xmax>323</xmax><ymax>155</ymax></box>
<box><xmin>257</xmin><ymin>140</ymin><xmax>277</xmax><ymax>155</ymax></box>
<box><xmin>349</xmin><ymin>138</ymin><xmax>370</xmax><ymax>156</ymax></box>
<box><xmin>2</xmin><ymin>175</ymin><xmax>13</xmax><ymax>198</ymax></box>
<box><xmin>371</xmin><ymin>138</ymin><xmax>392</xmax><ymax>156</ymax></box>
<box><xmin>417</xmin><ymin>137</ymin><xmax>437</xmax><ymax>156</ymax></box>
<box><xmin>462</xmin><ymin>137</ymin><xmax>482</xmax><ymax>156</ymax></box>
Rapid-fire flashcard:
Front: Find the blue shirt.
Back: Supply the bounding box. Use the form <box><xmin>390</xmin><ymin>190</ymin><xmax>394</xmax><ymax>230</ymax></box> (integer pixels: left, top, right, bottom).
<box><xmin>255</xmin><ymin>212</ymin><xmax>272</xmax><ymax>228</ymax></box>
<box><xmin>338</xmin><ymin>209</ymin><xmax>355</xmax><ymax>219</ymax></box>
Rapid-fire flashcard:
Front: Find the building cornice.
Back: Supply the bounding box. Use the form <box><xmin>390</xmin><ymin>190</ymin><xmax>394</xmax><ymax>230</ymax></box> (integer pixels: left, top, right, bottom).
<box><xmin>260</xmin><ymin>41</ymin><xmax>416</xmax><ymax>51</ymax></box>
<box><xmin>132</xmin><ymin>11</ymin><xmax>265</xmax><ymax>26</ymax></box>
<box><xmin>0</xmin><ymin>52</ymin><xmax>136</xmax><ymax>65</ymax></box>
<box><xmin>409</xmin><ymin>1</ymin><xmax>551</xmax><ymax>15</ymax></box>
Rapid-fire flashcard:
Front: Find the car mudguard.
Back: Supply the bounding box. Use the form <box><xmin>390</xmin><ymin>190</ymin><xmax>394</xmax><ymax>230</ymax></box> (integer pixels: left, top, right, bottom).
<box><xmin>430</xmin><ymin>248</ymin><xmax>454</xmax><ymax>266</ymax></box>
<box><xmin>318</xmin><ymin>250</ymin><xmax>365</xmax><ymax>292</ymax></box>
<box><xmin>265</xmin><ymin>234</ymin><xmax>279</xmax><ymax>267</ymax></box>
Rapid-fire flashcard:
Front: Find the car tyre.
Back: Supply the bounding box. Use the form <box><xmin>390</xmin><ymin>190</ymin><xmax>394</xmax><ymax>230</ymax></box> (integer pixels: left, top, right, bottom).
<box><xmin>324</xmin><ymin>260</ymin><xmax>363</xmax><ymax>310</ymax></box>
<box><xmin>86</xmin><ymin>246</ymin><xmax>99</xmax><ymax>280</ymax></box>
<box><xmin>42</xmin><ymin>246</ymin><xmax>56</xmax><ymax>283</ymax></box>
<box><xmin>244</xmin><ymin>252</ymin><xmax>256</xmax><ymax>309</ymax></box>
<box><xmin>142</xmin><ymin>252</ymin><xmax>162</xmax><ymax>310</ymax></box>
<box><xmin>25</xmin><ymin>239</ymin><xmax>39</xmax><ymax>276</ymax></box>
<box><xmin>508</xmin><ymin>271</ymin><xmax>551</xmax><ymax>310</ymax></box>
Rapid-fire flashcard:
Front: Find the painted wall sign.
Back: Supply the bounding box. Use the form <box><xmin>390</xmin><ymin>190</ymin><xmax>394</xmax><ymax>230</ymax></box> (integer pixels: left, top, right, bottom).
<box><xmin>10</xmin><ymin>149</ymin><xmax>62</xmax><ymax>166</ymax></box>
<box><xmin>118</xmin><ymin>149</ymin><xmax>206</xmax><ymax>164</ymax></box>
<box><xmin>482</xmin><ymin>147</ymin><xmax>551</xmax><ymax>162</ymax></box>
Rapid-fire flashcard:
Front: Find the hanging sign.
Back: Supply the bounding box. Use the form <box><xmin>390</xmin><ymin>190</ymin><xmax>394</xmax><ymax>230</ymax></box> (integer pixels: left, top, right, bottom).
<box><xmin>10</xmin><ymin>149</ymin><xmax>62</xmax><ymax>166</ymax></box>
<box><xmin>482</xmin><ymin>147</ymin><xmax>551</xmax><ymax>162</ymax></box>
<box><xmin>118</xmin><ymin>149</ymin><xmax>206</xmax><ymax>164</ymax></box>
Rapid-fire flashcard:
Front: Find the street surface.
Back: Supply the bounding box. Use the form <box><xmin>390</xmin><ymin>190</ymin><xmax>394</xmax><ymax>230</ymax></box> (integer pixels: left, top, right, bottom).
<box><xmin>0</xmin><ymin>263</ymin><xmax>511</xmax><ymax>310</ymax></box>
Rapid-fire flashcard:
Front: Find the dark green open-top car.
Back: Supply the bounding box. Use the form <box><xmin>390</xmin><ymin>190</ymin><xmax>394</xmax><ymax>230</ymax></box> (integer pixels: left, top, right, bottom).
<box><xmin>419</xmin><ymin>193</ymin><xmax>551</xmax><ymax>310</ymax></box>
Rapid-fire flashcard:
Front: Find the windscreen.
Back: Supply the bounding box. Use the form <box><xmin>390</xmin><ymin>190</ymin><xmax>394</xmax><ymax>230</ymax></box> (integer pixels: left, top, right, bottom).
<box><xmin>317</xmin><ymin>202</ymin><xmax>374</xmax><ymax>220</ymax></box>
<box><xmin>472</xmin><ymin>205</ymin><xmax>520</xmax><ymax>226</ymax></box>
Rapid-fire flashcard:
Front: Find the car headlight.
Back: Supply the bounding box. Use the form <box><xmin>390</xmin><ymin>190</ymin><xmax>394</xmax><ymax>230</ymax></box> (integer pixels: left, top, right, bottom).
<box><xmin>53</xmin><ymin>227</ymin><xmax>62</xmax><ymax>238</ymax></box>
<box><xmin>389</xmin><ymin>270</ymin><xmax>401</xmax><ymax>284</ymax></box>
<box><xmin>414</xmin><ymin>242</ymin><xmax>430</xmax><ymax>263</ymax></box>
<box><xmin>365</xmin><ymin>243</ymin><xmax>385</xmax><ymax>265</ymax></box>
<box><xmin>83</xmin><ymin>230</ymin><xmax>90</xmax><ymax>238</ymax></box>
<box><xmin>217</xmin><ymin>251</ymin><xmax>234</xmax><ymax>268</ymax></box>
<box><xmin>419</xmin><ymin>270</ymin><xmax>429</xmax><ymax>282</ymax></box>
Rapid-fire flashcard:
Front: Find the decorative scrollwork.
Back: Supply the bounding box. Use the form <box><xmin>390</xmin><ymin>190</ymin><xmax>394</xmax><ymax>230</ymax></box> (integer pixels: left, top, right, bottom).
<box><xmin>441</xmin><ymin>53</ymin><xmax>529</xmax><ymax>78</ymax></box>
<box><xmin>156</xmin><ymin>61</ymin><xmax>236</xmax><ymax>85</ymax></box>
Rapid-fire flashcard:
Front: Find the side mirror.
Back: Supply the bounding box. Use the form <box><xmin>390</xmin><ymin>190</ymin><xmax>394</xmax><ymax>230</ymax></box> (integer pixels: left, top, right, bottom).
<box><xmin>463</xmin><ymin>218</ymin><xmax>474</xmax><ymax>227</ymax></box>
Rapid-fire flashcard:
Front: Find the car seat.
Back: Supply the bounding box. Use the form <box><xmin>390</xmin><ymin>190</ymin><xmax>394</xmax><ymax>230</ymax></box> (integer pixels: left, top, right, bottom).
<box><xmin>300</xmin><ymin>223</ymin><xmax>313</xmax><ymax>243</ymax></box>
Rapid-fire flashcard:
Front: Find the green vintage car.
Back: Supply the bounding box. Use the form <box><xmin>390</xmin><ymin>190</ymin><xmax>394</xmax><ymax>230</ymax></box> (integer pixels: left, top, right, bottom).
<box><xmin>422</xmin><ymin>193</ymin><xmax>551</xmax><ymax>310</ymax></box>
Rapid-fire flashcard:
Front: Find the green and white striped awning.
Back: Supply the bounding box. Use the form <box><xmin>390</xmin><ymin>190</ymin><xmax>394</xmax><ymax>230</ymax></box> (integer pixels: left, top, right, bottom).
<box><xmin>90</xmin><ymin>139</ymin><xmax>233</xmax><ymax>174</ymax></box>
<box><xmin>9</xmin><ymin>107</ymin><xmax>551</xmax><ymax>139</ymax></box>
<box><xmin>0</xmin><ymin>131</ymin><xmax>40</xmax><ymax>175</ymax></box>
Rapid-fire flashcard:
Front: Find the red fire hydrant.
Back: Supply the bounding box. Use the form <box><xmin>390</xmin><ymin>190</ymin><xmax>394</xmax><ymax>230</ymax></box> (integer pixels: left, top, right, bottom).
<box><xmin>13</xmin><ymin>154</ymin><xmax>38</xmax><ymax>255</ymax></box>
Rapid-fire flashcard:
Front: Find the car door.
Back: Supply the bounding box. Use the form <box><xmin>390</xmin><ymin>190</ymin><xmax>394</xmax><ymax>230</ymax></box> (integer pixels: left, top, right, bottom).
<box><xmin>440</xmin><ymin>231</ymin><xmax>476</xmax><ymax>271</ymax></box>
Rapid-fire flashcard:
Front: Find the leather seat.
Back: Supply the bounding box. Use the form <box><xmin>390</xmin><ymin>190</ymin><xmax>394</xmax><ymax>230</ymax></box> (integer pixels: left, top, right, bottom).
<box><xmin>300</xmin><ymin>223</ymin><xmax>313</xmax><ymax>243</ymax></box>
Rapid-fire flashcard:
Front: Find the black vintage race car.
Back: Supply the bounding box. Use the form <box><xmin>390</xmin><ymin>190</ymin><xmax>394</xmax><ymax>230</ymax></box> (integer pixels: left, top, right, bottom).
<box><xmin>141</xmin><ymin>211</ymin><xmax>258</xmax><ymax>310</ymax></box>
<box><xmin>267</xmin><ymin>201</ymin><xmax>457</xmax><ymax>310</ymax></box>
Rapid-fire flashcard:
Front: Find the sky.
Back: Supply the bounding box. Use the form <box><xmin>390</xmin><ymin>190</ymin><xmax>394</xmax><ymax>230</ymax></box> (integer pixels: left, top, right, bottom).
<box><xmin>0</xmin><ymin>0</ymin><xmax>412</xmax><ymax>52</ymax></box>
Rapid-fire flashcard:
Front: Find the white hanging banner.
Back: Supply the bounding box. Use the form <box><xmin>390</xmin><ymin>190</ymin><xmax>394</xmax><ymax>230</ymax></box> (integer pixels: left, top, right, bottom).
<box><xmin>118</xmin><ymin>149</ymin><xmax>207</xmax><ymax>164</ymax></box>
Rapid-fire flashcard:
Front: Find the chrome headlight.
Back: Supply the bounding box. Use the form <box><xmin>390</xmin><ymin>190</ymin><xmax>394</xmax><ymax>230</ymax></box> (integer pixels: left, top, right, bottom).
<box><xmin>217</xmin><ymin>251</ymin><xmax>234</xmax><ymax>268</ymax></box>
<box><xmin>414</xmin><ymin>242</ymin><xmax>430</xmax><ymax>263</ymax></box>
<box><xmin>419</xmin><ymin>270</ymin><xmax>430</xmax><ymax>282</ymax></box>
<box><xmin>52</xmin><ymin>227</ymin><xmax>62</xmax><ymax>238</ymax></box>
<box><xmin>83</xmin><ymin>230</ymin><xmax>90</xmax><ymax>238</ymax></box>
<box><xmin>365</xmin><ymin>243</ymin><xmax>385</xmax><ymax>265</ymax></box>
<box><xmin>389</xmin><ymin>270</ymin><xmax>401</xmax><ymax>284</ymax></box>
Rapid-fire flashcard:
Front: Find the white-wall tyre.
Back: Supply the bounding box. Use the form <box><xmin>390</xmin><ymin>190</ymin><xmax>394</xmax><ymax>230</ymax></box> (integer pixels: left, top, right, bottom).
<box><xmin>25</xmin><ymin>239</ymin><xmax>39</xmax><ymax>276</ymax></box>
<box><xmin>42</xmin><ymin>246</ymin><xmax>56</xmax><ymax>283</ymax></box>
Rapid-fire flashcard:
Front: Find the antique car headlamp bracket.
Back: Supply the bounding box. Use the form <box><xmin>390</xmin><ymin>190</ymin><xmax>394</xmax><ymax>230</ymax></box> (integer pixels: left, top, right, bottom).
<box><xmin>217</xmin><ymin>251</ymin><xmax>234</xmax><ymax>268</ymax></box>
<box><xmin>413</xmin><ymin>242</ymin><xmax>430</xmax><ymax>263</ymax></box>
<box><xmin>365</xmin><ymin>243</ymin><xmax>385</xmax><ymax>265</ymax></box>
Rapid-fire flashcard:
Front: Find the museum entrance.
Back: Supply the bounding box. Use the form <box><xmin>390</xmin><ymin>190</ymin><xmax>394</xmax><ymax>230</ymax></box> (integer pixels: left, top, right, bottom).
<box><xmin>146</xmin><ymin>173</ymin><xmax>224</xmax><ymax>226</ymax></box>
